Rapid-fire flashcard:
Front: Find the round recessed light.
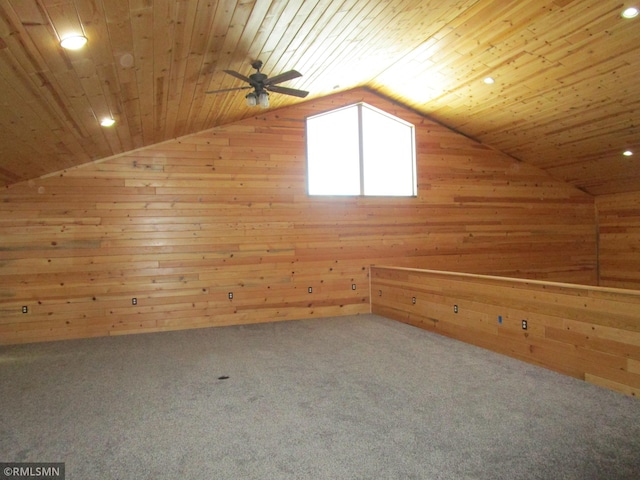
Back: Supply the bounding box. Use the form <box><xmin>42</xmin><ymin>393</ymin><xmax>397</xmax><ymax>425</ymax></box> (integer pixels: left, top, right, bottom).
<box><xmin>60</xmin><ymin>35</ymin><xmax>88</xmax><ymax>50</ymax></box>
<box><xmin>623</xmin><ymin>150</ymin><xmax>633</xmax><ymax>156</ymax></box>
<box><xmin>483</xmin><ymin>77</ymin><xmax>495</xmax><ymax>85</ymax></box>
<box><xmin>100</xmin><ymin>118</ymin><xmax>115</xmax><ymax>127</ymax></box>
<box><xmin>622</xmin><ymin>7</ymin><xmax>639</xmax><ymax>18</ymax></box>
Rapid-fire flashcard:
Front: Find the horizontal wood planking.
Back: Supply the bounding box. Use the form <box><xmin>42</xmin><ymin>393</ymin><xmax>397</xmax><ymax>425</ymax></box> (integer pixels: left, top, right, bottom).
<box><xmin>596</xmin><ymin>192</ymin><xmax>640</xmax><ymax>290</ymax></box>
<box><xmin>0</xmin><ymin>89</ymin><xmax>596</xmax><ymax>345</ymax></box>
<box><xmin>2</xmin><ymin>0</ymin><xmax>639</xmax><ymax>199</ymax></box>
<box><xmin>371</xmin><ymin>266</ymin><xmax>640</xmax><ymax>397</ymax></box>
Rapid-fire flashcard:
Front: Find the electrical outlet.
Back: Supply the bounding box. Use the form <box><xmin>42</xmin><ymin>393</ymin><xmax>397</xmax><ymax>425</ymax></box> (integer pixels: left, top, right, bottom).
<box><xmin>131</xmin><ymin>298</ymin><xmax>137</xmax><ymax>305</ymax></box>
<box><xmin>412</xmin><ymin>297</ymin><xmax>416</xmax><ymax>304</ymax></box>
<box><xmin>351</xmin><ymin>284</ymin><xmax>356</xmax><ymax>290</ymax></box>
<box><xmin>22</xmin><ymin>306</ymin><xmax>28</xmax><ymax>314</ymax></box>
<box><xmin>522</xmin><ymin>319</ymin><xmax>528</xmax><ymax>330</ymax></box>
<box><xmin>453</xmin><ymin>305</ymin><xmax>458</xmax><ymax>313</ymax></box>
<box><xmin>378</xmin><ymin>290</ymin><xmax>382</xmax><ymax>296</ymax></box>
<box><xmin>228</xmin><ymin>292</ymin><xmax>233</xmax><ymax>300</ymax></box>
<box><xmin>308</xmin><ymin>287</ymin><xmax>313</xmax><ymax>293</ymax></box>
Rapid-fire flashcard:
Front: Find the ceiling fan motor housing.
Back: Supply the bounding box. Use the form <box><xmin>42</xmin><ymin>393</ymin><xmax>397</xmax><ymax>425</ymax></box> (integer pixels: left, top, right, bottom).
<box><xmin>249</xmin><ymin>72</ymin><xmax>268</xmax><ymax>92</ymax></box>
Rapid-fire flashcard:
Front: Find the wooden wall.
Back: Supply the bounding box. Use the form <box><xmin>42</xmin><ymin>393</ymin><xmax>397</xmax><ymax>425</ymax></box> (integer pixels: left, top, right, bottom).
<box><xmin>597</xmin><ymin>192</ymin><xmax>640</xmax><ymax>290</ymax></box>
<box><xmin>0</xmin><ymin>88</ymin><xmax>597</xmax><ymax>345</ymax></box>
<box><xmin>371</xmin><ymin>266</ymin><xmax>640</xmax><ymax>397</ymax></box>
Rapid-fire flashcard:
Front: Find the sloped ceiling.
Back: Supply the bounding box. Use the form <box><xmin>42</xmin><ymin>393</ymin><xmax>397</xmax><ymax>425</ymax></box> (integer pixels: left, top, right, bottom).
<box><xmin>0</xmin><ymin>0</ymin><xmax>638</xmax><ymax>195</ymax></box>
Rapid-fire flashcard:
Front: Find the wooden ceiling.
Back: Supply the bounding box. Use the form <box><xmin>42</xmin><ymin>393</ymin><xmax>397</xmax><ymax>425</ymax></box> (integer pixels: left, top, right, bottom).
<box><xmin>1</xmin><ymin>0</ymin><xmax>639</xmax><ymax>195</ymax></box>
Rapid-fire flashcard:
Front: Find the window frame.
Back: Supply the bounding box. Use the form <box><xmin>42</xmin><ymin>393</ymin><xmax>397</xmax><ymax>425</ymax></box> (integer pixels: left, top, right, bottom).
<box><xmin>305</xmin><ymin>102</ymin><xmax>417</xmax><ymax>197</ymax></box>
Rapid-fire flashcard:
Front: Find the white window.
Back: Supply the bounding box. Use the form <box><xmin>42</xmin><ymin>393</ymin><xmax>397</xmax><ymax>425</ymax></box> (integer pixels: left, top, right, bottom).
<box><xmin>306</xmin><ymin>103</ymin><xmax>416</xmax><ymax>196</ymax></box>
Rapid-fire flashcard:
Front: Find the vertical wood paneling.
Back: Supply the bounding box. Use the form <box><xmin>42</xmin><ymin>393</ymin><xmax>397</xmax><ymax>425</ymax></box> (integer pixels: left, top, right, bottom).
<box><xmin>597</xmin><ymin>192</ymin><xmax>640</xmax><ymax>290</ymax></box>
<box><xmin>0</xmin><ymin>89</ymin><xmax>596</xmax><ymax>345</ymax></box>
<box><xmin>370</xmin><ymin>266</ymin><xmax>640</xmax><ymax>397</ymax></box>
<box><xmin>1</xmin><ymin>0</ymin><xmax>639</xmax><ymax>194</ymax></box>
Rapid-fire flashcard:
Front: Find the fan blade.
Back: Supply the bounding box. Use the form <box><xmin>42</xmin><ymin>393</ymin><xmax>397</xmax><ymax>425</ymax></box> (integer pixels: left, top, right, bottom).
<box><xmin>266</xmin><ymin>85</ymin><xmax>309</xmax><ymax>98</ymax></box>
<box><xmin>205</xmin><ymin>86</ymin><xmax>252</xmax><ymax>94</ymax></box>
<box><xmin>264</xmin><ymin>70</ymin><xmax>302</xmax><ymax>85</ymax></box>
<box><xmin>222</xmin><ymin>69</ymin><xmax>252</xmax><ymax>83</ymax></box>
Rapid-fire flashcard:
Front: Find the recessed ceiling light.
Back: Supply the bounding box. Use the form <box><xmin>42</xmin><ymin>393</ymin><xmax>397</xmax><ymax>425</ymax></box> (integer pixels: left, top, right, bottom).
<box><xmin>100</xmin><ymin>118</ymin><xmax>115</xmax><ymax>127</ymax></box>
<box><xmin>622</xmin><ymin>7</ymin><xmax>639</xmax><ymax>18</ymax></box>
<box><xmin>623</xmin><ymin>150</ymin><xmax>633</xmax><ymax>156</ymax></box>
<box><xmin>60</xmin><ymin>35</ymin><xmax>88</xmax><ymax>50</ymax></box>
<box><xmin>483</xmin><ymin>77</ymin><xmax>495</xmax><ymax>84</ymax></box>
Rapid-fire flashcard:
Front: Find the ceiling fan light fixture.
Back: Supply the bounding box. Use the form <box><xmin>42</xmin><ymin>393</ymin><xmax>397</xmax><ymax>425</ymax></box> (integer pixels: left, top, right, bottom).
<box><xmin>100</xmin><ymin>117</ymin><xmax>115</xmax><ymax>127</ymax></box>
<box><xmin>60</xmin><ymin>35</ymin><xmax>88</xmax><ymax>50</ymax></box>
<box><xmin>245</xmin><ymin>92</ymin><xmax>257</xmax><ymax>107</ymax></box>
<box><xmin>622</xmin><ymin>7</ymin><xmax>639</xmax><ymax>18</ymax></box>
<box><xmin>258</xmin><ymin>91</ymin><xmax>269</xmax><ymax>108</ymax></box>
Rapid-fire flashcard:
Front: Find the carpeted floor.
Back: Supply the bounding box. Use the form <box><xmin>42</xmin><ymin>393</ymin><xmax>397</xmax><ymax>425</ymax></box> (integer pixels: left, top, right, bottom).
<box><xmin>1</xmin><ymin>314</ymin><xmax>639</xmax><ymax>479</ymax></box>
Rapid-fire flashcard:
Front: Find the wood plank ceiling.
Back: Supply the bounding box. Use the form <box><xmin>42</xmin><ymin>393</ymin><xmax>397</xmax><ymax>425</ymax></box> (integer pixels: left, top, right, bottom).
<box><xmin>0</xmin><ymin>0</ymin><xmax>638</xmax><ymax>195</ymax></box>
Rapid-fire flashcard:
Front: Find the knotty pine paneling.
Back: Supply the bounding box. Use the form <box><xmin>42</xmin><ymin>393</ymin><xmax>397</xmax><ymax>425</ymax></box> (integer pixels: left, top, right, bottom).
<box><xmin>0</xmin><ymin>89</ymin><xmax>596</xmax><ymax>345</ymax></box>
<box><xmin>371</xmin><ymin>266</ymin><xmax>640</xmax><ymax>397</ymax></box>
<box><xmin>3</xmin><ymin>0</ymin><xmax>640</xmax><ymax>196</ymax></box>
<box><xmin>597</xmin><ymin>192</ymin><xmax>640</xmax><ymax>290</ymax></box>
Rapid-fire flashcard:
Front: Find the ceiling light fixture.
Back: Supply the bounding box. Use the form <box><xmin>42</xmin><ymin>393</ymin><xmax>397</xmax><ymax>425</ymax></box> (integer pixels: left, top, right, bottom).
<box><xmin>622</xmin><ymin>7</ymin><xmax>639</xmax><ymax>18</ymax></box>
<box><xmin>245</xmin><ymin>92</ymin><xmax>257</xmax><ymax>107</ymax></box>
<box><xmin>100</xmin><ymin>118</ymin><xmax>115</xmax><ymax>127</ymax></box>
<box><xmin>60</xmin><ymin>35</ymin><xmax>88</xmax><ymax>50</ymax></box>
<box><xmin>258</xmin><ymin>91</ymin><xmax>269</xmax><ymax>109</ymax></box>
<box><xmin>623</xmin><ymin>150</ymin><xmax>633</xmax><ymax>156</ymax></box>
<box><xmin>483</xmin><ymin>77</ymin><xmax>495</xmax><ymax>84</ymax></box>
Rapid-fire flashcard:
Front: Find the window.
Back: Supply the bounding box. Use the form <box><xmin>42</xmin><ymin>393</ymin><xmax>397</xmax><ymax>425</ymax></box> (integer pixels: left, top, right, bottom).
<box><xmin>306</xmin><ymin>103</ymin><xmax>416</xmax><ymax>196</ymax></box>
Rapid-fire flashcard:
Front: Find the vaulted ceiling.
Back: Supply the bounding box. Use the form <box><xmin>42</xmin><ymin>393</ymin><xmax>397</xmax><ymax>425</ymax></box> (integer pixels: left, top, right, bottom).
<box><xmin>1</xmin><ymin>0</ymin><xmax>638</xmax><ymax>195</ymax></box>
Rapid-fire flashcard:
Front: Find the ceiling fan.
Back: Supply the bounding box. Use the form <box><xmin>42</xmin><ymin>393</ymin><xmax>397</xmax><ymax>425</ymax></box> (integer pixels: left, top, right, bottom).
<box><xmin>206</xmin><ymin>60</ymin><xmax>309</xmax><ymax>108</ymax></box>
